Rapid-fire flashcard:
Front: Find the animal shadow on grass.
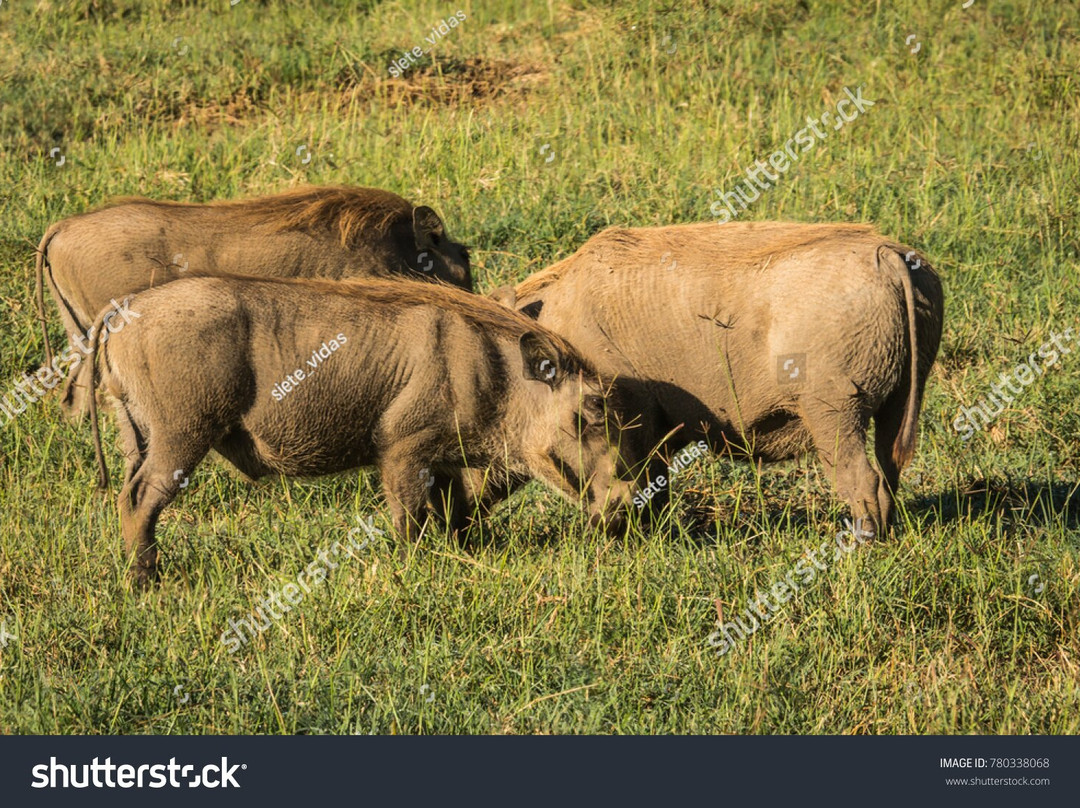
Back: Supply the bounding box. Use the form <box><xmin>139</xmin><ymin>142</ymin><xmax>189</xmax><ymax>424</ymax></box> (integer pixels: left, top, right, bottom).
<box><xmin>914</xmin><ymin>476</ymin><xmax>1080</xmax><ymax>533</ymax></box>
<box><xmin>668</xmin><ymin>469</ymin><xmax>1080</xmax><ymax>549</ymax></box>
<box><xmin>460</xmin><ymin>490</ymin><xmax>595</xmax><ymax>553</ymax></box>
<box><xmin>469</xmin><ymin>464</ymin><xmax>838</xmax><ymax>553</ymax></box>
<box><xmin>663</xmin><ymin>463</ymin><xmax>830</xmax><ymax>550</ymax></box>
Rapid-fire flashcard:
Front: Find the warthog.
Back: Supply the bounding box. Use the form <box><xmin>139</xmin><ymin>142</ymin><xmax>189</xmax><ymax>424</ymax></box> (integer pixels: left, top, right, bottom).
<box><xmin>36</xmin><ymin>185</ymin><xmax>471</xmax><ymax>417</ymax></box>
<box><xmin>492</xmin><ymin>222</ymin><xmax>944</xmax><ymax>533</ymax></box>
<box><xmin>88</xmin><ymin>276</ymin><xmax>635</xmax><ymax>586</ymax></box>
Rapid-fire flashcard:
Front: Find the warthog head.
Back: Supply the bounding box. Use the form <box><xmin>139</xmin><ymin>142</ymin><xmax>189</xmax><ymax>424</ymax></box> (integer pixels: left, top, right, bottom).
<box><xmin>512</xmin><ymin>332</ymin><xmax>637</xmax><ymax>533</ymax></box>
<box><xmin>409</xmin><ymin>206</ymin><xmax>472</xmax><ymax>290</ymax></box>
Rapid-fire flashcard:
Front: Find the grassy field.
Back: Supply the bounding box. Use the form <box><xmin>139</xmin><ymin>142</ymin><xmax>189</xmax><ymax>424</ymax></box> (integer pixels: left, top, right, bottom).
<box><xmin>1</xmin><ymin>0</ymin><xmax>1078</xmax><ymax>734</ymax></box>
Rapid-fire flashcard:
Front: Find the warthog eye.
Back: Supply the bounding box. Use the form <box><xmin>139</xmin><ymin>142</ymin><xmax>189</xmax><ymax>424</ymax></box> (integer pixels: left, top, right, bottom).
<box><xmin>577</xmin><ymin>395</ymin><xmax>607</xmax><ymax>434</ymax></box>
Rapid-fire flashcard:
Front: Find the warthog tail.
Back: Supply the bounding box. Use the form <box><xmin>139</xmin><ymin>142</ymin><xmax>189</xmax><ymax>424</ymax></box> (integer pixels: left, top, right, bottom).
<box><xmin>88</xmin><ymin>306</ymin><xmax>112</xmax><ymax>490</ymax></box>
<box><xmin>34</xmin><ymin>224</ymin><xmax>62</xmax><ymax>368</ymax></box>
<box><xmin>878</xmin><ymin>245</ymin><xmax>922</xmax><ymax>469</ymax></box>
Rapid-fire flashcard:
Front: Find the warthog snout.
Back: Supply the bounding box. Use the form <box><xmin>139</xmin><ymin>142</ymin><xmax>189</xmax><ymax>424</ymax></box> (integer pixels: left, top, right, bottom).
<box><xmin>515</xmin><ymin>347</ymin><xmax>638</xmax><ymax>533</ymax></box>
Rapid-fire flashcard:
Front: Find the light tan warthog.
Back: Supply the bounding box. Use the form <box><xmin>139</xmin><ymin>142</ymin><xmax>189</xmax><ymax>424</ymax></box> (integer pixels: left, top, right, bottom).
<box><xmin>493</xmin><ymin>222</ymin><xmax>944</xmax><ymax>533</ymax></box>
<box><xmin>36</xmin><ymin>185</ymin><xmax>471</xmax><ymax>417</ymax></box>
<box><xmin>88</xmin><ymin>276</ymin><xmax>636</xmax><ymax>586</ymax></box>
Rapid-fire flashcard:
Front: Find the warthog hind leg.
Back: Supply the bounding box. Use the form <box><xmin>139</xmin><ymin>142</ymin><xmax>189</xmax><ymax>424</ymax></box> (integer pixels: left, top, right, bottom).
<box><xmin>118</xmin><ymin>433</ymin><xmax>212</xmax><ymax>588</ymax></box>
<box><xmin>60</xmin><ymin>359</ymin><xmax>94</xmax><ymax>421</ymax></box>
<box><xmin>800</xmin><ymin>398</ymin><xmax>883</xmax><ymax>536</ymax></box>
<box><xmin>380</xmin><ymin>438</ymin><xmax>441</xmax><ymax>547</ymax></box>
<box><xmin>872</xmin><ymin>390</ymin><xmax>908</xmax><ymax>531</ymax></box>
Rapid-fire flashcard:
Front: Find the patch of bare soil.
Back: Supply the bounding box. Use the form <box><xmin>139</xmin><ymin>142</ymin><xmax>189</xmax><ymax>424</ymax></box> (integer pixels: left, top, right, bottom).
<box><xmin>336</xmin><ymin>55</ymin><xmax>547</xmax><ymax>107</ymax></box>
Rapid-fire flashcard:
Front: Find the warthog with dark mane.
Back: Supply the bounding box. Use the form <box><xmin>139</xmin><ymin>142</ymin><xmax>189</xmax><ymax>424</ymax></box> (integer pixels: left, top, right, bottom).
<box><xmin>36</xmin><ymin>185</ymin><xmax>471</xmax><ymax>417</ymax></box>
<box><xmin>493</xmin><ymin>221</ymin><xmax>944</xmax><ymax>533</ymax></box>
<box><xmin>89</xmin><ymin>276</ymin><xmax>635</xmax><ymax>586</ymax></box>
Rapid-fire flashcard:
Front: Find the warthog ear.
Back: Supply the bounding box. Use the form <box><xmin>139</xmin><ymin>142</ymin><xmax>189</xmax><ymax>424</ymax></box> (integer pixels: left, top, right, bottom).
<box><xmin>489</xmin><ymin>285</ymin><xmax>516</xmax><ymax>308</ymax></box>
<box><xmin>413</xmin><ymin>206</ymin><xmax>446</xmax><ymax>248</ymax></box>
<box><xmin>519</xmin><ymin>300</ymin><xmax>543</xmax><ymax>320</ymax></box>
<box><xmin>520</xmin><ymin>331</ymin><xmax>562</xmax><ymax>389</ymax></box>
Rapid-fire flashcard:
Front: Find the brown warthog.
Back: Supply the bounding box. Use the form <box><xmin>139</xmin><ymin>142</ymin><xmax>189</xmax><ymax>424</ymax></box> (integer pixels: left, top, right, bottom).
<box><xmin>492</xmin><ymin>222</ymin><xmax>944</xmax><ymax>534</ymax></box>
<box><xmin>36</xmin><ymin>185</ymin><xmax>471</xmax><ymax>417</ymax></box>
<box><xmin>88</xmin><ymin>276</ymin><xmax>635</xmax><ymax>586</ymax></box>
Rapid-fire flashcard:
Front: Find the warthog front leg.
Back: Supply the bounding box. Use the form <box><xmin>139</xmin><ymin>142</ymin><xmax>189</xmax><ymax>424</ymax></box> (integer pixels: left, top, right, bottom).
<box><xmin>428</xmin><ymin>470</ymin><xmax>470</xmax><ymax>537</ymax></box>
<box><xmin>380</xmin><ymin>445</ymin><xmax>439</xmax><ymax>548</ymax></box>
<box><xmin>431</xmin><ymin>467</ymin><xmax>529</xmax><ymax>545</ymax></box>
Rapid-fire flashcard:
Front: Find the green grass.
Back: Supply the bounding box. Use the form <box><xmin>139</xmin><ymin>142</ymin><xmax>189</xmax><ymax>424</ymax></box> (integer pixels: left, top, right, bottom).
<box><xmin>1</xmin><ymin>0</ymin><xmax>1078</xmax><ymax>734</ymax></box>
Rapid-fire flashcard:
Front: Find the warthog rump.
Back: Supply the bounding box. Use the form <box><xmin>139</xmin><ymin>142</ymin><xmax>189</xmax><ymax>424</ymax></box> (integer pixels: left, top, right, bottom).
<box><xmin>88</xmin><ymin>276</ymin><xmax>635</xmax><ymax>586</ymax></box>
<box><xmin>493</xmin><ymin>221</ymin><xmax>944</xmax><ymax>534</ymax></box>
